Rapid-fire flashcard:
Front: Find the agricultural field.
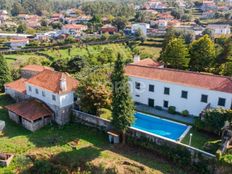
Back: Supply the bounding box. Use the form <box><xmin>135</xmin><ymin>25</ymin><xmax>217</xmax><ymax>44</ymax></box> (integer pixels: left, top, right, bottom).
<box><xmin>0</xmin><ymin>94</ymin><xmax>187</xmax><ymax>174</ymax></box>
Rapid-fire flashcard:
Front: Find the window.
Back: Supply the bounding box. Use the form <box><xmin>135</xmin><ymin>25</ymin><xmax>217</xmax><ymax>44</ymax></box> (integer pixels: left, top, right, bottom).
<box><xmin>135</xmin><ymin>82</ymin><xmax>141</xmax><ymax>90</ymax></box>
<box><xmin>201</xmin><ymin>94</ymin><xmax>208</xmax><ymax>103</ymax></box>
<box><xmin>35</xmin><ymin>88</ymin><xmax>39</xmax><ymax>94</ymax></box>
<box><xmin>164</xmin><ymin>87</ymin><xmax>170</xmax><ymax>95</ymax></box>
<box><xmin>163</xmin><ymin>100</ymin><xmax>169</xmax><ymax>108</ymax></box>
<box><xmin>29</xmin><ymin>86</ymin><xmax>32</xmax><ymax>92</ymax></box>
<box><xmin>148</xmin><ymin>98</ymin><xmax>155</xmax><ymax>107</ymax></box>
<box><xmin>52</xmin><ymin>95</ymin><xmax>56</xmax><ymax>101</ymax></box>
<box><xmin>149</xmin><ymin>85</ymin><xmax>154</xmax><ymax>92</ymax></box>
<box><xmin>42</xmin><ymin>91</ymin><xmax>46</xmax><ymax>97</ymax></box>
<box><xmin>218</xmin><ymin>98</ymin><xmax>226</xmax><ymax>107</ymax></box>
<box><xmin>135</xmin><ymin>95</ymin><xmax>140</xmax><ymax>97</ymax></box>
<box><xmin>181</xmin><ymin>91</ymin><xmax>188</xmax><ymax>99</ymax></box>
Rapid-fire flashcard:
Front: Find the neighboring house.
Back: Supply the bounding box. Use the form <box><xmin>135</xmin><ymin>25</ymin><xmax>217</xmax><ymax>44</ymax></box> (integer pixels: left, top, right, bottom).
<box><xmin>0</xmin><ymin>10</ymin><xmax>9</xmax><ymax>23</ymax></box>
<box><xmin>10</xmin><ymin>38</ymin><xmax>29</xmax><ymax>50</ymax></box>
<box><xmin>101</xmin><ymin>24</ymin><xmax>117</xmax><ymax>34</ymax></box>
<box><xmin>66</xmin><ymin>8</ymin><xmax>78</xmax><ymax>17</ymax></box>
<box><xmin>207</xmin><ymin>24</ymin><xmax>231</xmax><ymax>35</ymax></box>
<box><xmin>151</xmin><ymin>20</ymin><xmax>168</xmax><ymax>29</ymax></box>
<box><xmin>131</xmin><ymin>23</ymin><xmax>150</xmax><ymax>36</ymax></box>
<box><xmin>201</xmin><ymin>0</ymin><xmax>217</xmax><ymax>11</ymax></box>
<box><xmin>157</xmin><ymin>12</ymin><xmax>174</xmax><ymax>21</ymax></box>
<box><xmin>64</xmin><ymin>17</ymin><xmax>79</xmax><ymax>24</ymax></box>
<box><xmin>125</xmin><ymin>58</ymin><xmax>232</xmax><ymax>116</ymax></box>
<box><xmin>201</xmin><ymin>10</ymin><xmax>215</xmax><ymax>19</ymax></box>
<box><xmin>62</xmin><ymin>24</ymin><xmax>88</xmax><ymax>36</ymax></box>
<box><xmin>4</xmin><ymin>65</ymin><xmax>79</xmax><ymax>131</ymax></box>
<box><xmin>76</xmin><ymin>15</ymin><xmax>92</xmax><ymax>24</ymax></box>
<box><xmin>51</xmin><ymin>13</ymin><xmax>64</xmax><ymax>22</ymax></box>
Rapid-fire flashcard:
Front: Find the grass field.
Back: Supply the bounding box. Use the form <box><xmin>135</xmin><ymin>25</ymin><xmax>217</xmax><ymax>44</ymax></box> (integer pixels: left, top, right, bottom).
<box><xmin>3</xmin><ymin>41</ymin><xmax>163</xmax><ymax>69</ymax></box>
<box><xmin>0</xmin><ymin>94</ymin><xmax>187</xmax><ymax>174</ymax></box>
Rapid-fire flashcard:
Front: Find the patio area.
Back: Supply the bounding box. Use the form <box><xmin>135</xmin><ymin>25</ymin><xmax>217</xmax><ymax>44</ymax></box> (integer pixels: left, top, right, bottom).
<box><xmin>135</xmin><ymin>103</ymin><xmax>195</xmax><ymax>125</ymax></box>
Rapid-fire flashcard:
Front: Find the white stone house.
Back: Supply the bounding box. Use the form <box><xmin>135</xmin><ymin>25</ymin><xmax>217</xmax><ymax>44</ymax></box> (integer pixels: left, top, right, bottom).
<box><xmin>125</xmin><ymin>58</ymin><xmax>232</xmax><ymax>116</ymax></box>
<box><xmin>131</xmin><ymin>23</ymin><xmax>150</xmax><ymax>36</ymax></box>
<box><xmin>62</xmin><ymin>24</ymin><xmax>88</xmax><ymax>36</ymax></box>
<box><xmin>5</xmin><ymin>65</ymin><xmax>78</xmax><ymax>131</ymax></box>
<box><xmin>206</xmin><ymin>24</ymin><xmax>231</xmax><ymax>36</ymax></box>
<box><xmin>10</xmin><ymin>38</ymin><xmax>29</xmax><ymax>50</ymax></box>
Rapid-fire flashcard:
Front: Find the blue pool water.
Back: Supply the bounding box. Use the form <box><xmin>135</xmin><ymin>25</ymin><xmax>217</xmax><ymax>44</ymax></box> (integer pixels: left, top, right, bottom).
<box><xmin>132</xmin><ymin>112</ymin><xmax>189</xmax><ymax>141</ymax></box>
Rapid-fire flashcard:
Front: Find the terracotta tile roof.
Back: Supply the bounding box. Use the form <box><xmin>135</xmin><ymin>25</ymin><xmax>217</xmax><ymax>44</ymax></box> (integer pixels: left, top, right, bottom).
<box><xmin>4</xmin><ymin>78</ymin><xmax>27</xmax><ymax>93</ymax></box>
<box><xmin>27</xmin><ymin>70</ymin><xmax>78</xmax><ymax>94</ymax></box>
<box><xmin>5</xmin><ymin>99</ymin><xmax>53</xmax><ymax>121</ymax></box>
<box><xmin>10</xmin><ymin>38</ymin><xmax>29</xmax><ymax>43</ymax></box>
<box><xmin>125</xmin><ymin>64</ymin><xmax>232</xmax><ymax>93</ymax></box>
<box><xmin>21</xmin><ymin>65</ymin><xmax>54</xmax><ymax>73</ymax></box>
<box><xmin>63</xmin><ymin>24</ymin><xmax>87</xmax><ymax>30</ymax></box>
<box><xmin>132</xmin><ymin>58</ymin><xmax>162</xmax><ymax>67</ymax></box>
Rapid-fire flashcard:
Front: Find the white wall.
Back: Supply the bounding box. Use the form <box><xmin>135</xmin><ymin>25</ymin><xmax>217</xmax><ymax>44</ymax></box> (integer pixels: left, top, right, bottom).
<box><xmin>25</xmin><ymin>83</ymin><xmax>74</xmax><ymax>108</ymax></box>
<box><xmin>129</xmin><ymin>76</ymin><xmax>232</xmax><ymax>116</ymax></box>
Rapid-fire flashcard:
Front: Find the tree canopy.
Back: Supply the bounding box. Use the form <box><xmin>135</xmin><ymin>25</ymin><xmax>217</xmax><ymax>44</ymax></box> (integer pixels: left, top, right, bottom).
<box><xmin>189</xmin><ymin>35</ymin><xmax>216</xmax><ymax>72</ymax></box>
<box><xmin>0</xmin><ymin>55</ymin><xmax>12</xmax><ymax>92</ymax></box>
<box><xmin>160</xmin><ymin>37</ymin><xmax>190</xmax><ymax>69</ymax></box>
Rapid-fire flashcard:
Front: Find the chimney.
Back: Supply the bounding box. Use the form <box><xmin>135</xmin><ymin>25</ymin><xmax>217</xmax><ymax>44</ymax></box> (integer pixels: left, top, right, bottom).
<box><xmin>133</xmin><ymin>55</ymin><xmax>140</xmax><ymax>63</ymax></box>
<box><xmin>60</xmin><ymin>74</ymin><xmax>67</xmax><ymax>92</ymax></box>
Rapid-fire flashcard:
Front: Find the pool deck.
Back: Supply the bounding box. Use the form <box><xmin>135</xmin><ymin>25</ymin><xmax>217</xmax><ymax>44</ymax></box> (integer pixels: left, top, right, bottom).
<box><xmin>135</xmin><ymin>104</ymin><xmax>195</xmax><ymax>125</ymax></box>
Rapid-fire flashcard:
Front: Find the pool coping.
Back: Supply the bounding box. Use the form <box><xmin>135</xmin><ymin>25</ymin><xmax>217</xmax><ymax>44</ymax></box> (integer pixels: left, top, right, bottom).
<box><xmin>131</xmin><ymin>112</ymin><xmax>192</xmax><ymax>142</ymax></box>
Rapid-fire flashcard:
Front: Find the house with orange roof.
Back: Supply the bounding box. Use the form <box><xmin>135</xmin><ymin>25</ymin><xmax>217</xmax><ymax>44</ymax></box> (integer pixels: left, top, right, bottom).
<box><xmin>4</xmin><ymin>65</ymin><xmax>78</xmax><ymax>131</ymax></box>
<box><xmin>9</xmin><ymin>38</ymin><xmax>29</xmax><ymax>50</ymax></box>
<box><xmin>126</xmin><ymin>58</ymin><xmax>232</xmax><ymax>116</ymax></box>
<box><xmin>62</xmin><ymin>24</ymin><xmax>88</xmax><ymax>36</ymax></box>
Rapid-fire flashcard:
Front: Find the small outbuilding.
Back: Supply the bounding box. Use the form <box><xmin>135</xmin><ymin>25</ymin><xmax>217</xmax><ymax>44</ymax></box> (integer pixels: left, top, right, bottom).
<box><xmin>0</xmin><ymin>120</ymin><xmax>5</xmax><ymax>131</ymax></box>
<box><xmin>5</xmin><ymin>99</ymin><xmax>53</xmax><ymax>132</ymax></box>
<box><xmin>107</xmin><ymin>130</ymin><xmax>120</xmax><ymax>144</ymax></box>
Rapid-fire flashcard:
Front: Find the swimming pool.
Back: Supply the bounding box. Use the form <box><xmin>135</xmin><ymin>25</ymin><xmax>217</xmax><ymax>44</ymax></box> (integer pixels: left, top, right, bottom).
<box><xmin>131</xmin><ymin>112</ymin><xmax>191</xmax><ymax>141</ymax></box>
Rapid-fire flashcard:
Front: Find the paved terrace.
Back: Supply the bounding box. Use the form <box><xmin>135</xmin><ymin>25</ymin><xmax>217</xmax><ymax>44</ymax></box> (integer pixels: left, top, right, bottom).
<box><xmin>135</xmin><ymin>103</ymin><xmax>195</xmax><ymax>125</ymax></box>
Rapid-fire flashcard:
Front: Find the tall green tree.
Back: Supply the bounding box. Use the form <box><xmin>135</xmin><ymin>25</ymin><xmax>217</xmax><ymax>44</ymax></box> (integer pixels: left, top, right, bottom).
<box><xmin>160</xmin><ymin>37</ymin><xmax>190</xmax><ymax>69</ymax></box>
<box><xmin>189</xmin><ymin>35</ymin><xmax>216</xmax><ymax>72</ymax></box>
<box><xmin>0</xmin><ymin>55</ymin><xmax>12</xmax><ymax>92</ymax></box>
<box><xmin>111</xmin><ymin>54</ymin><xmax>135</xmax><ymax>144</ymax></box>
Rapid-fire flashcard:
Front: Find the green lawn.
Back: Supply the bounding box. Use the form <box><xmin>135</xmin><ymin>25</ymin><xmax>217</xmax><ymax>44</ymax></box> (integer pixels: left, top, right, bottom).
<box><xmin>0</xmin><ymin>94</ymin><xmax>187</xmax><ymax>174</ymax></box>
<box><xmin>40</xmin><ymin>44</ymin><xmax>133</xmax><ymax>61</ymax></box>
<box><xmin>182</xmin><ymin>128</ymin><xmax>220</xmax><ymax>153</ymax></box>
<box><xmin>3</xmin><ymin>54</ymin><xmax>48</xmax><ymax>66</ymax></box>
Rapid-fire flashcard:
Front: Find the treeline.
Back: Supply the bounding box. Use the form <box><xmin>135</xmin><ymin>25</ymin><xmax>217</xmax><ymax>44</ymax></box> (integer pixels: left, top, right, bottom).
<box><xmin>159</xmin><ymin>29</ymin><xmax>232</xmax><ymax>76</ymax></box>
<box><xmin>81</xmin><ymin>1</ymin><xmax>135</xmax><ymax>18</ymax></box>
<box><xmin>0</xmin><ymin>0</ymin><xmax>138</xmax><ymax>17</ymax></box>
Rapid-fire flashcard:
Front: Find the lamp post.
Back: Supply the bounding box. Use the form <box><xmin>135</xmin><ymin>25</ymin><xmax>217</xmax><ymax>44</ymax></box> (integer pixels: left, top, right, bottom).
<box><xmin>189</xmin><ymin>133</ymin><xmax>192</xmax><ymax>146</ymax></box>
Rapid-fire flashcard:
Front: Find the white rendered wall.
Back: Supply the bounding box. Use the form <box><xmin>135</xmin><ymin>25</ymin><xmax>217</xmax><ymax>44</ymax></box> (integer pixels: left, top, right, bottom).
<box><xmin>25</xmin><ymin>83</ymin><xmax>74</xmax><ymax>108</ymax></box>
<box><xmin>129</xmin><ymin>76</ymin><xmax>232</xmax><ymax>116</ymax></box>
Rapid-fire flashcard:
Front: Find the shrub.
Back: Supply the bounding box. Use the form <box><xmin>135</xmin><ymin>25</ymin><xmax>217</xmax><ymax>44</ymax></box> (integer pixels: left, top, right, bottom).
<box><xmin>182</xmin><ymin>110</ymin><xmax>189</xmax><ymax>117</ymax></box>
<box><xmin>168</xmin><ymin>106</ymin><xmax>176</xmax><ymax>114</ymax></box>
<box><xmin>155</xmin><ymin>106</ymin><xmax>163</xmax><ymax>111</ymax></box>
<box><xmin>197</xmin><ymin>108</ymin><xmax>232</xmax><ymax>134</ymax></box>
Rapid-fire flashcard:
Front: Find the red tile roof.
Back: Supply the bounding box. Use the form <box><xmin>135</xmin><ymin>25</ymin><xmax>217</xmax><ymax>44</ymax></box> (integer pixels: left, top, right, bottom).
<box><xmin>21</xmin><ymin>65</ymin><xmax>53</xmax><ymax>73</ymax></box>
<box><xmin>5</xmin><ymin>99</ymin><xmax>53</xmax><ymax>121</ymax></box>
<box><xmin>63</xmin><ymin>24</ymin><xmax>87</xmax><ymax>30</ymax></box>
<box><xmin>4</xmin><ymin>78</ymin><xmax>27</xmax><ymax>93</ymax></box>
<box><xmin>125</xmin><ymin>64</ymin><xmax>232</xmax><ymax>93</ymax></box>
<box><xmin>27</xmin><ymin>70</ymin><xmax>78</xmax><ymax>94</ymax></box>
<box><xmin>132</xmin><ymin>58</ymin><xmax>162</xmax><ymax>67</ymax></box>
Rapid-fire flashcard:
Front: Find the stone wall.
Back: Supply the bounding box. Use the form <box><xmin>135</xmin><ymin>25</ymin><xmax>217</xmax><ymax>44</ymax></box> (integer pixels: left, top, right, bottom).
<box><xmin>8</xmin><ymin>111</ymin><xmax>20</xmax><ymax>124</ymax></box>
<box><xmin>5</xmin><ymin>89</ymin><xmax>29</xmax><ymax>102</ymax></box>
<box><xmin>22</xmin><ymin>117</ymin><xmax>51</xmax><ymax>132</ymax></box>
<box><xmin>21</xmin><ymin>70</ymin><xmax>39</xmax><ymax>79</ymax></box>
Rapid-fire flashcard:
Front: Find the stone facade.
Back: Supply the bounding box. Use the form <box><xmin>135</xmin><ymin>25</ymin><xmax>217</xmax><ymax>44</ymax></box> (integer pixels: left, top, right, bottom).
<box><xmin>8</xmin><ymin>111</ymin><xmax>52</xmax><ymax>132</ymax></box>
<box><xmin>21</xmin><ymin>70</ymin><xmax>39</xmax><ymax>79</ymax></box>
<box><xmin>49</xmin><ymin>104</ymin><xmax>73</xmax><ymax>125</ymax></box>
<box><xmin>5</xmin><ymin>88</ymin><xmax>29</xmax><ymax>102</ymax></box>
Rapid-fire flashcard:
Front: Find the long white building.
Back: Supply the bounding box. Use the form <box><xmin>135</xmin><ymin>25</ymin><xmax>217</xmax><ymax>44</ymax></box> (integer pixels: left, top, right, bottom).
<box><xmin>125</xmin><ymin>58</ymin><xmax>232</xmax><ymax>116</ymax></box>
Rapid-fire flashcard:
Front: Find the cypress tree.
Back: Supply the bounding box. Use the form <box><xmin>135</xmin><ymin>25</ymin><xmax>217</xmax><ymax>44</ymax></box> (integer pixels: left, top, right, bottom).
<box><xmin>111</xmin><ymin>54</ymin><xmax>135</xmax><ymax>144</ymax></box>
<box><xmin>0</xmin><ymin>55</ymin><xmax>12</xmax><ymax>92</ymax></box>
